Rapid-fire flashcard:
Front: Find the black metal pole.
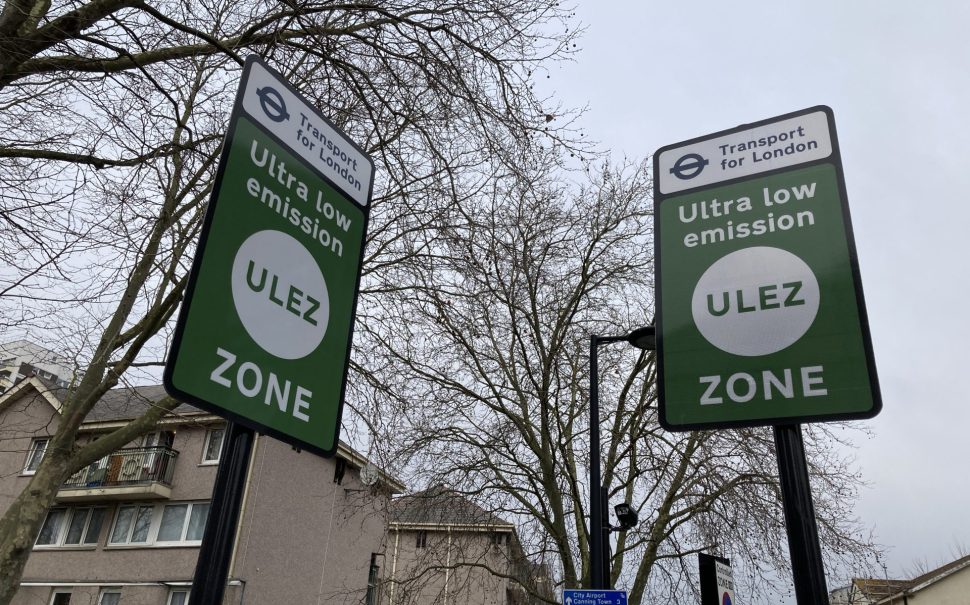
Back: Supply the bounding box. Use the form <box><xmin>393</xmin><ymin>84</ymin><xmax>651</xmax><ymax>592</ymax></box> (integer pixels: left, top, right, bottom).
<box><xmin>589</xmin><ymin>330</ymin><xmax>651</xmax><ymax>590</ymax></box>
<box><xmin>191</xmin><ymin>421</ymin><xmax>255</xmax><ymax>604</ymax></box>
<box><xmin>589</xmin><ymin>336</ymin><xmax>605</xmax><ymax>590</ymax></box>
<box><xmin>774</xmin><ymin>424</ymin><xmax>829</xmax><ymax>604</ymax></box>
<box><xmin>601</xmin><ymin>485</ymin><xmax>612</xmax><ymax>588</ymax></box>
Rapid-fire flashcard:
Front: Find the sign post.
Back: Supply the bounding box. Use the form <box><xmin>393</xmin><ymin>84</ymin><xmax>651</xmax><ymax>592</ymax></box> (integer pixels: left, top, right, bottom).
<box><xmin>654</xmin><ymin>106</ymin><xmax>880</xmax><ymax>604</ymax></box>
<box><xmin>164</xmin><ymin>56</ymin><xmax>374</xmax><ymax>604</ymax></box>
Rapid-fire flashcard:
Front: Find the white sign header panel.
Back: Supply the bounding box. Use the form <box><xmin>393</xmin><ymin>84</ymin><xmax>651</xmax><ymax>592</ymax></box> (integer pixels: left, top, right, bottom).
<box><xmin>241</xmin><ymin>61</ymin><xmax>373</xmax><ymax>207</ymax></box>
<box><xmin>715</xmin><ymin>560</ymin><xmax>736</xmax><ymax>604</ymax></box>
<box><xmin>657</xmin><ymin>110</ymin><xmax>833</xmax><ymax>195</ymax></box>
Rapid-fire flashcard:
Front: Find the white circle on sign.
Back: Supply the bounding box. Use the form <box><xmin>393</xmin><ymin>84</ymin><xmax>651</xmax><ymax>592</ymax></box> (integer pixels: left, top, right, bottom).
<box><xmin>691</xmin><ymin>246</ymin><xmax>819</xmax><ymax>357</ymax></box>
<box><xmin>231</xmin><ymin>230</ymin><xmax>329</xmax><ymax>359</ymax></box>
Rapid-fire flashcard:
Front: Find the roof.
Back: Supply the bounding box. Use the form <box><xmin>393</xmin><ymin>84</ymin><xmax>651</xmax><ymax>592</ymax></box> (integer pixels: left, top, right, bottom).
<box><xmin>842</xmin><ymin>554</ymin><xmax>970</xmax><ymax>604</ymax></box>
<box><xmin>78</xmin><ymin>384</ymin><xmax>199</xmax><ymax>422</ymax></box>
<box><xmin>851</xmin><ymin>578</ymin><xmax>912</xmax><ymax>601</ymax></box>
<box><xmin>0</xmin><ymin>377</ymin><xmax>406</xmax><ymax>492</ymax></box>
<box><xmin>19</xmin><ymin>379</ymin><xmax>202</xmax><ymax>423</ymax></box>
<box><xmin>390</xmin><ymin>485</ymin><xmax>513</xmax><ymax>528</ymax></box>
<box><xmin>874</xmin><ymin>554</ymin><xmax>970</xmax><ymax>603</ymax></box>
<box><xmin>908</xmin><ymin>553</ymin><xmax>970</xmax><ymax>587</ymax></box>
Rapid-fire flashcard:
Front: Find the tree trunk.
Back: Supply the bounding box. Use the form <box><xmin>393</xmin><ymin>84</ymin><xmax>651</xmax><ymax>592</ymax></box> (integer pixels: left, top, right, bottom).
<box><xmin>0</xmin><ymin>451</ymin><xmax>71</xmax><ymax>605</ymax></box>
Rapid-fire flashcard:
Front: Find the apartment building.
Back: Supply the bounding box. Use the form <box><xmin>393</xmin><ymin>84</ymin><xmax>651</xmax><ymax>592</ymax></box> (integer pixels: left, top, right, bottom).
<box><xmin>0</xmin><ymin>340</ymin><xmax>74</xmax><ymax>393</ymax></box>
<box><xmin>0</xmin><ymin>376</ymin><xmax>404</xmax><ymax>605</ymax></box>
<box><xmin>385</xmin><ymin>486</ymin><xmax>553</xmax><ymax>605</ymax></box>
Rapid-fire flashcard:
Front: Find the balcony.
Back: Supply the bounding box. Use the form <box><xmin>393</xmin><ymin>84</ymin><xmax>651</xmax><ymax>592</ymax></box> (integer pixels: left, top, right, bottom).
<box><xmin>57</xmin><ymin>446</ymin><xmax>178</xmax><ymax>502</ymax></box>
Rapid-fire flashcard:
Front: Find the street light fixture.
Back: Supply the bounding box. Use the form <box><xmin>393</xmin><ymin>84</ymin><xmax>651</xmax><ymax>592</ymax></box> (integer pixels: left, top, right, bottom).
<box><xmin>588</xmin><ymin>325</ymin><xmax>655</xmax><ymax>589</ymax></box>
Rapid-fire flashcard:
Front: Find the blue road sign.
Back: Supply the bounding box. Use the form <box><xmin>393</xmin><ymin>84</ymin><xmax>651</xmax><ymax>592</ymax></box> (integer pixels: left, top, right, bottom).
<box><xmin>563</xmin><ymin>589</ymin><xmax>628</xmax><ymax>605</ymax></box>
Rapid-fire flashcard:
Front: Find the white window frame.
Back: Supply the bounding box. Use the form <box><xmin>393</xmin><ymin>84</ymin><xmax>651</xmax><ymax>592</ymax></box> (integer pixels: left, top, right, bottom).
<box><xmin>23</xmin><ymin>437</ymin><xmax>49</xmax><ymax>474</ymax></box>
<box><xmin>167</xmin><ymin>588</ymin><xmax>191</xmax><ymax>605</ymax></box>
<box><xmin>35</xmin><ymin>507</ymin><xmax>68</xmax><ymax>546</ymax></box>
<box><xmin>98</xmin><ymin>588</ymin><xmax>121</xmax><ymax>605</ymax></box>
<box><xmin>154</xmin><ymin>502</ymin><xmax>209</xmax><ymax>545</ymax></box>
<box><xmin>201</xmin><ymin>426</ymin><xmax>225</xmax><ymax>465</ymax></box>
<box><xmin>34</xmin><ymin>506</ymin><xmax>107</xmax><ymax>548</ymax></box>
<box><xmin>107</xmin><ymin>501</ymin><xmax>210</xmax><ymax>547</ymax></box>
<box><xmin>108</xmin><ymin>504</ymin><xmax>155</xmax><ymax>545</ymax></box>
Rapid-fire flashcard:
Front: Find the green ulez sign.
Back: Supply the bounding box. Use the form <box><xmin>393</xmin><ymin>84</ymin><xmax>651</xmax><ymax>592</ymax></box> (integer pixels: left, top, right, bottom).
<box><xmin>164</xmin><ymin>57</ymin><xmax>373</xmax><ymax>457</ymax></box>
<box><xmin>654</xmin><ymin>106</ymin><xmax>880</xmax><ymax>430</ymax></box>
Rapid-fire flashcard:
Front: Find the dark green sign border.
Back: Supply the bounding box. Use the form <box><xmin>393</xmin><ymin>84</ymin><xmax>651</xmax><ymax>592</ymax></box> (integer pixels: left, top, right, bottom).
<box><xmin>163</xmin><ymin>56</ymin><xmax>374</xmax><ymax>457</ymax></box>
<box><xmin>654</xmin><ymin>105</ymin><xmax>881</xmax><ymax>431</ymax></box>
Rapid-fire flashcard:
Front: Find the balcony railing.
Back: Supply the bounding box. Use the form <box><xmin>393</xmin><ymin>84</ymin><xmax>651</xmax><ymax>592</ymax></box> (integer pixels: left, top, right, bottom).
<box><xmin>63</xmin><ymin>446</ymin><xmax>178</xmax><ymax>490</ymax></box>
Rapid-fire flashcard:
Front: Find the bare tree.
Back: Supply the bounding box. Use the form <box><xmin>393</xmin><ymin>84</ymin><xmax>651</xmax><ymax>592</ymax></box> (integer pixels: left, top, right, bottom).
<box><xmin>381</xmin><ymin>486</ymin><xmax>555</xmax><ymax>605</ymax></box>
<box><xmin>366</xmin><ymin>150</ymin><xmax>880</xmax><ymax>603</ymax></box>
<box><xmin>0</xmin><ymin>0</ymin><xmax>582</xmax><ymax>600</ymax></box>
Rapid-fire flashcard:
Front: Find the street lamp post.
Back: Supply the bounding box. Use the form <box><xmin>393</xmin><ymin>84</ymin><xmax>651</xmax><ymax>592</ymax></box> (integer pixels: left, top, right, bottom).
<box><xmin>588</xmin><ymin>326</ymin><xmax>655</xmax><ymax>589</ymax></box>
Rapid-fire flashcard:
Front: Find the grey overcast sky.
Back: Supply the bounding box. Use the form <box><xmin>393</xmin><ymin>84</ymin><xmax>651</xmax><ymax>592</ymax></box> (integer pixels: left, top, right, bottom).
<box><xmin>542</xmin><ymin>0</ymin><xmax>970</xmax><ymax>593</ymax></box>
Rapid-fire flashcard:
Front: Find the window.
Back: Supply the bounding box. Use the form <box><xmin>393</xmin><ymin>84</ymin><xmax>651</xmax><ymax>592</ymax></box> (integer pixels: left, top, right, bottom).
<box><xmin>36</xmin><ymin>508</ymin><xmax>67</xmax><ymax>545</ymax></box>
<box><xmin>140</xmin><ymin>430</ymin><xmax>175</xmax><ymax>475</ymax></box>
<box><xmin>50</xmin><ymin>592</ymin><xmax>71</xmax><ymax>605</ymax></box>
<box><xmin>156</xmin><ymin>503</ymin><xmax>209</xmax><ymax>544</ymax></box>
<box><xmin>202</xmin><ymin>427</ymin><xmax>225</xmax><ymax>464</ymax></box>
<box><xmin>143</xmin><ymin>431</ymin><xmax>175</xmax><ymax>449</ymax></box>
<box><xmin>66</xmin><ymin>508</ymin><xmax>106</xmax><ymax>545</ymax></box>
<box><xmin>365</xmin><ymin>553</ymin><xmax>381</xmax><ymax>605</ymax></box>
<box><xmin>108</xmin><ymin>502</ymin><xmax>210</xmax><ymax>546</ymax></box>
<box><xmin>98</xmin><ymin>589</ymin><xmax>121</xmax><ymax>605</ymax></box>
<box><xmin>109</xmin><ymin>504</ymin><xmax>154</xmax><ymax>544</ymax></box>
<box><xmin>23</xmin><ymin>438</ymin><xmax>49</xmax><ymax>474</ymax></box>
<box><xmin>168</xmin><ymin>589</ymin><xmax>190</xmax><ymax>605</ymax></box>
<box><xmin>415</xmin><ymin>531</ymin><xmax>427</xmax><ymax>549</ymax></box>
<box><xmin>35</xmin><ymin>507</ymin><xmax>105</xmax><ymax>547</ymax></box>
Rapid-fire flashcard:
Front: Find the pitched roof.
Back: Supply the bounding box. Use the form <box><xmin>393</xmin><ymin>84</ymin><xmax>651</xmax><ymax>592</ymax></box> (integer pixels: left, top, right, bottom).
<box><xmin>390</xmin><ymin>486</ymin><xmax>513</xmax><ymax>528</ymax></box>
<box><xmin>25</xmin><ymin>379</ymin><xmax>201</xmax><ymax>423</ymax></box>
<box><xmin>852</xmin><ymin>578</ymin><xmax>912</xmax><ymax>601</ymax></box>
<box><xmin>908</xmin><ymin>553</ymin><xmax>970</xmax><ymax>587</ymax></box>
<box><xmin>0</xmin><ymin>377</ymin><xmax>406</xmax><ymax>492</ymax></box>
<box><xmin>81</xmin><ymin>384</ymin><xmax>198</xmax><ymax>422</ymax></box>
<box><xmin>876</xmin><ymin>554</ymin><xmax>970</xmax><ymax>603</ymax></box>
<box><xmin>845</xmin><ymin>554</ymin><xmax>970</xmax><ymax>604</ymax></box>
